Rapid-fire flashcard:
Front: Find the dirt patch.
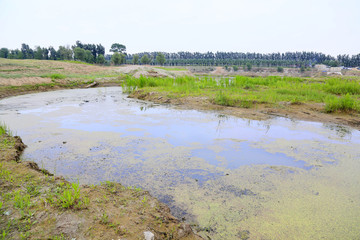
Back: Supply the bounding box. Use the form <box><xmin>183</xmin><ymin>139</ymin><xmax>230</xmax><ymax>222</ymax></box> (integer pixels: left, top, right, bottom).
<box><xmin>130</xmin><ymin>90</ymin><xmax>360</xmax><ymax>131</ymax></box>
<box><xmin>117</xmin><ymin>65</ymin><xmax>194</xmax><ymax>78</ymax></box>
<box><xmin>0</xmin><ymin>133</ymin><xmax>202</xmax><ymax>239</ymax></box>
<box><xmin>0</xmin><ymin>77</ymin><xmax>53</xmax><ymax>86</ymax></box>
<box><xmin>0</xmin><ymin>58</ymin><xmax>112</xmax><ymax>75</ymax></box>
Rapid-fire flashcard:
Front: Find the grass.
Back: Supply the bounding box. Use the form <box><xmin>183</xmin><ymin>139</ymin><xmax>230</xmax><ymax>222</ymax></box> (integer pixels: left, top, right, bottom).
<box><xmin>325</xmin><ymin>94</ymin><xmax>360</xmax><ymax>113</ymax></box>
<box><xmin>55</xmin><ymin>182</ymin><xmax>89</xmax><ymax>209</ymax></box>
<box><xmin>14</xmin><ymin>191</ymin><xmax>31</xmax><ymax>210</ymax></box>
<box><xmin>0</xmin><ymin>122</ymin><xmax>13</xmax><ymax>137</ymax></box>
<box><xmin>155</xmin><ymin>67</ymin><xmax>187</xmax><ymax>71</ymax></box>
<box><xmin>40</xmin><ymin>73</ymin><xmax>67</xmax><ymax>80</ymax></box>
<box><xmin>122</xmin><ymin>75</ymin><xmax>360</xmax><ymax>113</ymax></box>
<box><xmin>60</xmin><ymin>60</ymin><xmax>93</xmax><ymax>65</ymax></box>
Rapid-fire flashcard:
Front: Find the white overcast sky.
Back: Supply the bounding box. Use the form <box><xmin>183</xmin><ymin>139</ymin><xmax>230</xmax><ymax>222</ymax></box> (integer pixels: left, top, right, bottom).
<box><xmin>0</xmin><ymin>0</ymin><xmax>359</xmax><ymax>56</ymax></box>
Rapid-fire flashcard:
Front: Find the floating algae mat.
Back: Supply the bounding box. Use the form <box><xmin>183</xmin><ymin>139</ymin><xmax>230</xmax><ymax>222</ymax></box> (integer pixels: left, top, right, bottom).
<box><xmin>1</xmin><ymin>87</ymin><xmax>360</xmax><ymax>239</ymax></box>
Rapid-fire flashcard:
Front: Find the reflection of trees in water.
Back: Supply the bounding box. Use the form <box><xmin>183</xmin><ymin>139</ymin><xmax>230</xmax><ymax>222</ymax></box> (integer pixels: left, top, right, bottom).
<box><xmin>215</xmin><ymin>114</ymin><xmax>272</xmax><ymax>134</ymax></box>
<box><xmin>216</xmin><ymin>114</ymin><xmax>229</xmax><ymax>134</ymax></box>
<box><xmin>139</xmin><ymin>104</ymin><xmax>156</xmax><ymax>112</ymax></box>
<box><xmin>323</xmin><ymin>123</ymin><xmax>353</xmax><ymax>139</ymax></box>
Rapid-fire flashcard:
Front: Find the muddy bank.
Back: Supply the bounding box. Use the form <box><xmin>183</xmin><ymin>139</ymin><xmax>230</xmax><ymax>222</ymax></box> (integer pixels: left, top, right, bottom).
<box><xmin>0</xmin><ymin>81</ymin><xmax>122</xmax><ymax>100</ymax></box>
<box><xmin>129</xmin><ymin>90</ymin><xmax>360</xmax><ymax>131</ymax></box>
<box><xmin>0</xmin><ymin>133</ymin><xmax>201</xmax><ymax>239</ymax></box>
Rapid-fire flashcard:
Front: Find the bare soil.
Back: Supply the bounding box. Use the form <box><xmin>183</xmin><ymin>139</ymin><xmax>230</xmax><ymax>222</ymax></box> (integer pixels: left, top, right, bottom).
<box><xmin>117</xmin><ymin>65</ymin><xmax>194</xmax><ymax>78</ymax></box>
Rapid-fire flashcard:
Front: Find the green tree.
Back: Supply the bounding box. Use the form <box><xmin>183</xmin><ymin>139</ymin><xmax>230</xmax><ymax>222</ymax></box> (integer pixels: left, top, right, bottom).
<box><xmin>42</xmin><ymin>48</ymin><xmax>49</xmax><ymax>60</ymax></box>
<box><xmin>141</xmin><ymin>54</ymin><xmax>150</xmax><ymax>65</ymax></box>
<box><xmin>110</xmin><ymin>43</ymin><xmax>126</xmax><ymax>53</ymax></box>
<box><xmin>111</xmin><ymin>52</ymin><xmax>125</xmax><ymax>65</ymax></box>
<box><xmin>132</xmin><ymin>54</ymin><xmax>139</xmax><ymax>65</ymax></box>
<box><xmin>49</xmin><ymin>47</ymin><xmax>57</xmax><ymax>60</ymax></box>
<box><xmin>85</xmin><ymin>50</ymin><xmax>94</xmax><ymax>63</ymax></box>
<box><xmin>246</xmin><ymin>62</ymin><xmax>252</xmax><ymax>71</ymax></box>
<box><xmin>96</xmin><ymin>54</ymin><xmax>105</xmax><ymax>64</ymax></box>
<box><xmin>34</xmin><ymin>46</ymin><xmax>44</xmax><ymax>60</ymax></box>
<box><xmin>233</xmin><ymin>65</ymin><xmax>239</xmax><ymax>71</ymax></box>
<box><xmin>0</xmin><ymin>48</ymin><xmax>9</xmax><ymax>58</ymax></box>
<box><xmin>156</xmin><ymin>53</ymin><xmax>166</xmax><ymax>65</ymax></box>
<box><xmin>277</xmin><ymin>66</ymin><xmax>284</xmax><ymax>73</ymax></box>
<box><xmin>74</xmin><ymin>47</ymin><xmax>86</xmax><ymax>61</ymax></box>
<box><xmin>21</xmin><ymin>43</ymin><xmax>33</xmax><ymax>59</ymax></box>
<box><xmin>58</xmin><ymin>46</ymin><xmax>73</xmax><ymax>60</ymax></box>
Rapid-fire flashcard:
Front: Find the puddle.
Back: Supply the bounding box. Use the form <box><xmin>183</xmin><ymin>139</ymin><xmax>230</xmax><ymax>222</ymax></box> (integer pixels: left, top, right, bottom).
<box><xmin>1</xmin><ymin>87</ymin><xmax>360</xmax><ymax>239</ymax></box>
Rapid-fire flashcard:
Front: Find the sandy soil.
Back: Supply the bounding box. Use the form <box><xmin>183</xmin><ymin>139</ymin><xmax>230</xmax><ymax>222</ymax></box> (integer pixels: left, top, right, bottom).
<box><xmin>117</xmin><ymin>65</ymin><xmax>194</xmax><ymax>78</ymax></box>
<box><xmin>0</xmin><ymin>77</ymin><xmax>53</xmax><ymax>86</ymax></box>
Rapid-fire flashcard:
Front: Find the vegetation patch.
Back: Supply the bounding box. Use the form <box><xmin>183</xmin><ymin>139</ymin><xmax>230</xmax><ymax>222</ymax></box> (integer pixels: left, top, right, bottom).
<box><xmin>122</xmin><ymin>75</ymin><xmax>360</xmax><ymax>113</ymax></box>
<box><xmin>155</xmin><ymin>67</ymin><xmax>187</xmax><ymax>71</ymax></box>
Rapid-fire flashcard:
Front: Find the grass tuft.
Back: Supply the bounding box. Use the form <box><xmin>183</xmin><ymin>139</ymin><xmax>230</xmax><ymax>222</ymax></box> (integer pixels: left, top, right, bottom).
<box><xmin>325</xmin><ymin>94</ymin><xmax>360</xmax><ymax>113</ymax></box>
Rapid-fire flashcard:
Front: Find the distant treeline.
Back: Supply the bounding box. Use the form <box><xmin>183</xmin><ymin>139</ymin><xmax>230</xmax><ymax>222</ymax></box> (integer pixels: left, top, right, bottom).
<box><xmin>0</xmin><ymin>41</ymin><xmax>106</xmax><ymax>64</ymax></box>
<box><xmin>1</xmin><ymin>41</ymin><xmax>360</xmax><ymax>68</ymax></box>
<box><xmin>128</xmin><ymin>52</ymin><xmax>360</xmax><ymax>68</ymax></box>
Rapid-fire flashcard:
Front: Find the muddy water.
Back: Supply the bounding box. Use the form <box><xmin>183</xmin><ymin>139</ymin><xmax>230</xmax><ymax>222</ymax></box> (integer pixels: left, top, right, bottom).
<box><xmin>1</xmin><ymin>87</ymin><xmax>360</xmax><ymax>239</ymax></box>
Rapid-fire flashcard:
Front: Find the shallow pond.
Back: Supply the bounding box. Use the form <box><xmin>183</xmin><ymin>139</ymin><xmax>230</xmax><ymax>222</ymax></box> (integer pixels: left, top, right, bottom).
<box><xmin>1</xmin><ymin>87</ymin><xmax>360</xmax><ymax>239</ymax></box>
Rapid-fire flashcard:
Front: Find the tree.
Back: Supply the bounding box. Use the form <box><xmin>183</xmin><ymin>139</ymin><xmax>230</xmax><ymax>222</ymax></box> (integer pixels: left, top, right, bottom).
<box><xmin>110</xmin><ymin>43</ymin><xmax>126</xmax><ymax>53</ymax></box>
<box><xmin>42</xmin><ymin>48</ymin><xmax>49</xmax><ymax>60</ymax></box>
<box><xmin>21</xmin><ymin>43</ymin><xmax>33</xmax><ymax>59</ymax></box>
<box><xmin>58</xmin><ymin>46</ymin><xmax>73</xmax><ymax>60</ymax></box>
<box><xmin>111</xmin><ymin>52</ymin><xmax>125</xmax><ymax>65</ymax></box>
<box><xmin>85</xmin><ymin>50</ymin><xmax>94</xmax><ymax>63</ymax></box>
<box><xmin>49</xmin><ymin>47</ymin><xmax>57</xmax><ymax>60</ymax></box>
<box><xmin>132</xmin><ymin>54</ymin><xmax>139</xmax><ymax>65</ymax></box>
<box><xmin>74</xmin><ymin>47</ymin><xmax>86</xmax><ymax>61</ymax></box>
<box><xmin>96</xmin><ymin>44</ymin><xmax>105</xmax><ymax>56</ymax></box>
<box><xmin>96</xmin><ymin>54</ymin><xmax>105</xmax><ymax>64</ymax></box>
<box><xmin>141</xmin><ymin>54</ymin><xmax>150</xmax><ymax>65</ymax></box>
<box><xmin>246</xmin><ymin>62</ymin><xmax>252</xmax><ymax>71</ymax></box>
<box><xmin>0</xmin><ymin>48</ymin><xmax>9</xmax><ymax>58</ymax></box>
<box><xmin>34</xmin><ymin>46</ymin><xmax>43</xmax><ymax>60</ymax></box>
<box><xmin>156</xmin><ymin>53</ymin><xmax>166</xmax><ymax>65</ymax></box>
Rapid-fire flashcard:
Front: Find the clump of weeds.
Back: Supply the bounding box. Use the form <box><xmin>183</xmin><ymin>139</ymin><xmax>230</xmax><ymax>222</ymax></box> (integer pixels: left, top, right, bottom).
<box><xmin>55</xmin><ymin>182</ymin><xmax>89</xmax><ymax>209</ymax></box>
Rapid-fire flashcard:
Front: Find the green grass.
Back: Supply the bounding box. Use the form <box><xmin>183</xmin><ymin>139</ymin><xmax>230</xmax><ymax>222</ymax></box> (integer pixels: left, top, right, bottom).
<box><xmin>40</xmin><ymin>73</ymin><xmax>67</xmax><ymax>80</ymax></box>
<box><xmin>14</xmin><ymin>191</ymin><xmax>31</xmax><ymax>210</ymax></box>
<box><xmin>122</xmin><ymin>75</ymin><xmax>360</xmax><ymax>113</ymax></box>
<box><xmin>60</xmin><ymin>60</ymin><xmax>93</xmax><ymax>65</ymax></box>
<box><xmin>56</xmin><ymin>182</ymin><xmax>88</xmax><ymax>209</ymax></box>
<box><xmin>325</xmin><ymin>94</ymin><xmax>360</xmax><ymax>113</ymax></box>
<box><xmin>155</xmin><ymin>67</ymin><xmax>187</xmax><ymax>71</ymax></box>
<box><xmin>0</xmin><ymin>122</ymin><xmax>13</xmax><ymax>136</ymax></box>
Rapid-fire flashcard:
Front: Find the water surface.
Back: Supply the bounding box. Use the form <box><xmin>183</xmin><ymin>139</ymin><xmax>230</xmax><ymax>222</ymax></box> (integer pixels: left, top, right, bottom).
<box><xmin>1</xmin><ymin>87</ymin><xmax>360</xmax><ymax>239</ymax></box>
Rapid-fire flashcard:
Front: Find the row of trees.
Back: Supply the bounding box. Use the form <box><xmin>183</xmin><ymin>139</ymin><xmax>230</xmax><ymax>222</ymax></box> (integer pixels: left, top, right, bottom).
<box><xmin>125</xmin><ymin>51</ymin><xmax>360</xmax><ymax>68</ymax></box>
<box><xmin>1</xmin><ymin>43</ymin><xmax>360</xmax><ymax>67</ymax></box>
<box><xmin>0</xmin><ymin>42</ymin><xmax>113</xmax><ymax>65</ymax></box>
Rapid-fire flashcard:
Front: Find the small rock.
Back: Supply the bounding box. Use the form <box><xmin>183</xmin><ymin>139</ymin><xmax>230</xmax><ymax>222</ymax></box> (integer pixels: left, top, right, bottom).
<box><xmin>144</xmin><ymin>231</ymin><xmax>154</xmax><ymax>240</ymax></box>
<box><xmin>4</xmin><ymin>210</ymin><xmax>11</xmax><ymax>216</ymax></box>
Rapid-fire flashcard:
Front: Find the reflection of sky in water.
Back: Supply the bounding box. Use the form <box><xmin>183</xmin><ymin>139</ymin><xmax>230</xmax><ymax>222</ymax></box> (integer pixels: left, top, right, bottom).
<box><xmin>2</xmin><ymin>87</ymin><xmax>360</xmax><ymax>240</ymax></box>
<box><xmin>192</xmin><ymin>141</ymin><xmax>312</xmax><ymax>170</ymax></box>
<box><xmin>2</xmin><ymin>87</ymin><xmax>360</xmax><ymax>175</ymax></box>
<box><xmin>56</xmin><ymin>95</ymin><xmax>360</xmax><ymax>146</ymax></box>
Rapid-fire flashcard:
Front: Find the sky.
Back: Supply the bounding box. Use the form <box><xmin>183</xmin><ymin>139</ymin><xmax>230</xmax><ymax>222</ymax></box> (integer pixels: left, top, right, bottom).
<box><xmin>0</xmin><ymin>0</ymin><xmax>359</xmax><ymax>56</ymax></box>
